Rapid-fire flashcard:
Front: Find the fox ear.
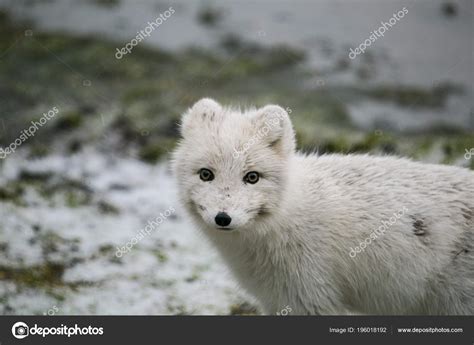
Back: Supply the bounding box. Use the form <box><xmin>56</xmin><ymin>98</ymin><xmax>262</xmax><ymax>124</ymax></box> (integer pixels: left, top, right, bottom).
<box><xmin>181</xmin><ymin>98</ymin><xmax>222</xmax><ymax>136</ymax></box>
<box><xmin>253</xmin><ymin>105</ymin><xmax>296</xmax><ymax>155</ymax></box>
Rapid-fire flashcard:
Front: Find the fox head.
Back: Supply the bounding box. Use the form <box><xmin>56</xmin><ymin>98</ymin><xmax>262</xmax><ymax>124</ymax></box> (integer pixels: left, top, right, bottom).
<box><xmin>172</xmin><ymin>98</ymin><xmax>296</xmax><ymax>233</ymax></box>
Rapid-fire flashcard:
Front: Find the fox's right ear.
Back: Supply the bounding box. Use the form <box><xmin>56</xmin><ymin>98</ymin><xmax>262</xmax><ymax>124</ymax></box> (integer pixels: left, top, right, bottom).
<box><xmin>180</xmin><ymin>98</ymin><xmax>222</xmax><ymax>137</ymax></box>
<box><xmin>253</xmin><ymin>105</ymin><xmax>296</xmax><ymax>156</ymax></box>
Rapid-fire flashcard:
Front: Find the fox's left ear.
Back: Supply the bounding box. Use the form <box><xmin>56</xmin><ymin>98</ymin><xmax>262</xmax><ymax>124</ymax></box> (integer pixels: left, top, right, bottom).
<box><xmin>253</xmin><ymin>105</ymin><xmax>296</xmax><ymax>156</ymax></box>
<box><xmin>181</xmin><ymin>98</ymin><xmax>222</xmax><ymax>137</ymax></box>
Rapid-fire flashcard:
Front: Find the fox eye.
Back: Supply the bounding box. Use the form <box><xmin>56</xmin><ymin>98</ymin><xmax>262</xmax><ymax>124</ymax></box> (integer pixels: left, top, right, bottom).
<box><xmin>244</xmin><ymin>171</ymin><xmax>259</xmax><ymax>184</ymax></box>
<box><xmin>199</xmin><ymin>168</ymin><xmax>214</xmax><ymax>182</ymax></box>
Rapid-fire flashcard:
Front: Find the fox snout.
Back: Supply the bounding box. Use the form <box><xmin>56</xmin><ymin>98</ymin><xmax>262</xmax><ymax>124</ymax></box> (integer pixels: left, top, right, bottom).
<box><xmin>215</xmin><ymin>212</ymin><xmax>232</xmax><ymax>228</ymax></box>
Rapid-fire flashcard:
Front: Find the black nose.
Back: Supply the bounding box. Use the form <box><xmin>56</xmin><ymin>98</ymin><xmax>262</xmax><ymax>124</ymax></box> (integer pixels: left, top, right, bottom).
<box><xmin>215</xmin><ymin>212</ymin><xmax>232</xmax><ymax>227</ymax></box>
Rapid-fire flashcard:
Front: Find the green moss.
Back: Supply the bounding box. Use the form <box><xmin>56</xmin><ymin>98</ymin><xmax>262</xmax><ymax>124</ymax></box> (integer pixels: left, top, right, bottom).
<box><xmin>350</xmin><ymin>132</ymin><xmax>397</xmax><ymax>154</ymax></box>
<box><xmin>68</xmin><ymin>140</ymin><xmax>82</xmax><ymax>154</ymax></box>
<box><xmin>229</xmin><ymin>302</ymin><xmax>259</xmax><ymax>315</ymax></box>
<box><xmin>412</xmin><ymin>136</ymin><xmax>435</xmax><ymax>158</ymax></box>
<box><xmin>294</xmin><ymin>90</ymin><xmax>352</xmax><ymax>130</ymax></box>
<box><xmin>93</xmin><ymin>0</ymin><xmax>120</xmax><ymax>7</ymax></box>
<box><xmin>55</xmin><ymin>111</ymin><xmax>84</xmax><ymax>131</ymax></box>
<box><xmin>422</xmin><ymin>123</ymin><xmax>467</xmax><ymax>135</ymax></box>
<box><xmin>153</xmin><ymin>250</ymin><xmax>168</xmax><ymax>263</ymax></box>
<box><xmin>98</xmin><ymin>244</ymin><xmax>115</xmax><ymax>254</ymax></box>
<box><xmin>139</xmin><ymin>139</ymin><xmax>176</xmax><ymax>164</ymax></box>
<box><xmin>219</xmin><ymin>34</ymin><xmax>244</xmax><ymax>53</ymax></box>
<box><xmin>0</xmin><ymin>12</ymin><xmax>309</xmax><ymax>157</ymax></box>
<box><xmin>297</xmin><ymin>131</ymin><xmax>399</xmax><ymax>156</ymax></box>
<box><xmin>122</xmin><ymin>85</ymin><xmax>166</xmax><ymax>105</ymax></box>
<box><xmin>39</xmin><ymin>232</ymin><xmax>65</xmax><ymax>256</ymax></box>
<box><xmin>1</xmin><ymin>9</ymin><xmax>469</xmax><ymax>169</ymax></box>
<box><xmin>312</xmin><ymin>136</ymin><xmax>351</xmax><ymax>154</ymax></box>
<box><xmin>19</xmin><ymin>170</ymin><xmax>50</xmax><ymax>183</ymax></box>
<box><xmin>365</xmin><ymin>83</ymin><xmax>463</xmax><ymax>108</ymax></box>
<box><xmin>441</xmin><ymin>2</ymin><xmax>458</xmax><ymax>17</ymax></box>
<box><xmin>9</xmin><ymin>175</ymin><xmax>94</xmax><ymax>206</ymax></box>
<box><xmin>0</xmin><ymin>183</ymin><xmax>25</xmax><ymax>206</ymax></box>
<box><xmin>185</xmin><ymin>273</ymin><xmax>200</xmax><ymax>283</ymax></box>
<box><xmin>236</xmin><ymin>44</ymin><xmax>305</xmax><ymax>75</ymax></box>
<box><xmin>110</xmin><ymin>115</ymin><xmax>142</xmax><ymax>143</ymax></box>
<box><xmin>0</xmin><ymin>263</ymin><xmax>65</xmax><ymax>288</ymax></box>
<box><xmin>0</xmin><ymin>262</ymin><xmax>93</xmax><ymax>288</ymax></box>
<box><xmin>65</xmin><ymin>189</ymin><xmax>90</xmax><ymax>208</ymax></box>
<box><xmin>97</xmin><ymin>201</ymin><xmax>120</xmax><ymax>215</ymax></box>
<box><xmin>0</xmin><ymin>10</ymin><xmax>9</xmax><ymax>26</ymax></box>
<box><xmin>29</xmin><ymin>144</ymin><xmax>51</xmax><ymax>158</ymax></box>
<box><xmin>441</xmin><ymin>135</ymin><xmax>474</xmax><ymax>163</ymax></box>
<box><xmin>197</xmin><ymin>6</ymin><xmax>223</xmax><ymax>26</ymax></box>
<box><xmin>139</xmin><ymin>145</ymin><xmax>165</xmax><ymax>163</ymax></box>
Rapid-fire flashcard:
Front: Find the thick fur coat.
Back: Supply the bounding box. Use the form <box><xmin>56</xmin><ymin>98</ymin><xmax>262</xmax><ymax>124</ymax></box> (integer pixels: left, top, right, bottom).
<box><xmin>172</xmin><ymin>98</ymin><xmax>474</xmax><ymax>315</ymax></box>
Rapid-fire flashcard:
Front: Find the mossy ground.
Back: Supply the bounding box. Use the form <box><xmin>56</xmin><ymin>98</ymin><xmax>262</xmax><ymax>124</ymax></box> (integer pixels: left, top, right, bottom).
<box><xmin>1</xmin><ymin>10</ymin><xmax>470</xmax><ymax>166</ymax></box>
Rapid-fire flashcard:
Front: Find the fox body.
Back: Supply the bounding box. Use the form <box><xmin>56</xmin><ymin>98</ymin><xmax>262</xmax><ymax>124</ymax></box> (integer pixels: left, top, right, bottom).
<box><xmin>172</xmin><ymin>98</ymin><xmax>474</xmax><ymax>315</ymax></box>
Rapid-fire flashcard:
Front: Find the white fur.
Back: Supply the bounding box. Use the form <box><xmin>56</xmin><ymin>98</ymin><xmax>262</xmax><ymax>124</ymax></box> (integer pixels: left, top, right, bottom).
<box><xmin>172</xmin><ymin>98</ymin><xmax>474</xmax><ymax>315</ymax></box>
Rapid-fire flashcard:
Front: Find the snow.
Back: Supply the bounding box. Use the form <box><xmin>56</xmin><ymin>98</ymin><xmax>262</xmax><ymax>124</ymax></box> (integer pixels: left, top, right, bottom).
<box><xmin>0</xmin><ymin>150</ymin><xmax>254</xmax><ymax>315</ymax></box>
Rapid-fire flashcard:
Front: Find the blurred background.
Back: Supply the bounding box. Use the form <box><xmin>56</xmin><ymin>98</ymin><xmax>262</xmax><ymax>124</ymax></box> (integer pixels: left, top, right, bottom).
<box><xmin>0</xmin><ymin>0</ymin><xmax>472</xmax><ymax>315</ymax></box>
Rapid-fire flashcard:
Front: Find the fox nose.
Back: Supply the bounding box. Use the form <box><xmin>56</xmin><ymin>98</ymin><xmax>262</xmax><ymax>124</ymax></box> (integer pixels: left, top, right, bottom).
<box><xmin>215</xmin><ymin>212</ymin><xmax>232</xmax><ymax>227</ymax></box>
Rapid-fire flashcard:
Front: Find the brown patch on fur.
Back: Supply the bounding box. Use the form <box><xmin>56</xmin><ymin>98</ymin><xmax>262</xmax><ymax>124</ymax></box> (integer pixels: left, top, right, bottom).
<box><xmin>202</xmin><ymin>111</ymin><xmax>215</xmax><ymax>121</ymax></box>
<box><xmin>453</xmin><ymin>248</ymin><xmax>470</xmax><ymax>259</ymax></box>
<box><xmin>413</xmin><ymin>219</ymin><xmax>427</xmax><ymax>236</ymax></box>
<box><xmin>269</xmin><ymin>138</ymin><xmax>280</xmax><ymax>148</ymax></box>
<box><xmin>451</xmin><ymin>221</ymin><xmax>473</xmax><ymax>261</ymax></box>
<box><xmin>248</xmin><ymin>205</ymin><xmax>270</xmax><ymax>217</ymax></box>
<box><xmin>461</xmin><ymin>206</ymin><xmax>473</xmax><ymax>222</ymax></box>
<box><xmin>268</xmin><ymin>138</ymin><xmax>286</xmax><ymax>157</ymax></box>
<box><xmin>410</xmin><ymin>216</ymin><xmax>429</xmax><ymax>245</ymax></box>
<box><xmin>189</xmin><ymin>200</ymin><xmax>206</xmax><ymax>212</ymax></box>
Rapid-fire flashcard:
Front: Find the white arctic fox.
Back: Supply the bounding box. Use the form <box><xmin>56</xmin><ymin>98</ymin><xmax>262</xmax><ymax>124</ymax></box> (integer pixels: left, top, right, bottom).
<box><xmin>172</xmin><ymin>98</ymin><xmax>474</xmax><ymax>315</ymax></box>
